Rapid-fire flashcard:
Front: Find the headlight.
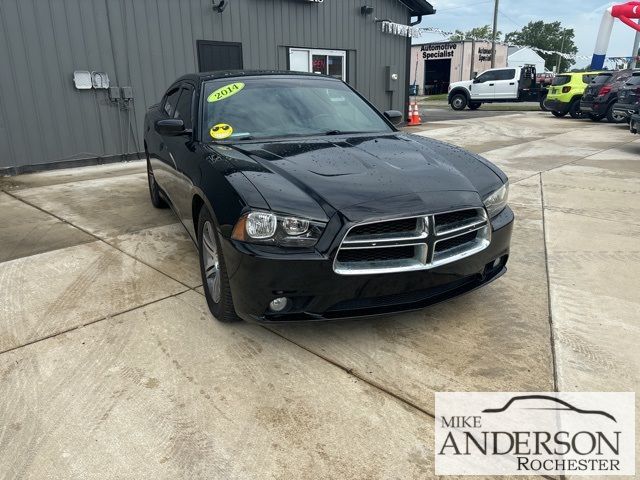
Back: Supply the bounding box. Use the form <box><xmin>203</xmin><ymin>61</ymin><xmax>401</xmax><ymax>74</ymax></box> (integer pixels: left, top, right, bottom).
<box><xmin>232</xmin><ymin>211</ymin><xmax>325</xmax><ymax>247</ymax></box>
<box><xmin>483</xmin><ymin>182</ymin><xmax>509</xmax><ymax>218</ymax></box>
<box><xmin>245</xmin><ymin>212</ymin><xmax>277</xmax><ymax>239</ymax></box>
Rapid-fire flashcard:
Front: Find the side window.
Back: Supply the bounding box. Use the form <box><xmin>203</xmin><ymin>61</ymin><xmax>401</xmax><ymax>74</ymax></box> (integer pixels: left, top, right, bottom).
<box><xmin>477</xmin><ymin>71</ymin><xmax>497</xmax><ymax>82</ymax></box>
<box><xmin>495</xmin><ymin>69</ymin><xmax>516</xmax><ymax>81</ymax></box>
<box><xmin>174</xmin><ymin>86</ymin><xmax>194</xmax><ymax>129</ymax></box>
<box><xmin>163</xmin><ymin>88</ymin><xmax>181</xmax><ymax>117</ymax></box>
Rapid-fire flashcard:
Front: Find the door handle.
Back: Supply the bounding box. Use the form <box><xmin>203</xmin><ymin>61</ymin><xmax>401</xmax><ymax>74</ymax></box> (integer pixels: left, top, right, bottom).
<box><xmin>510</xmin><ymin>82</ymin><xmax>515</xmax><ymax>85</ymax></box>
<box><xmin>489</xmin><ymin>83</ymin><xmax>495</xmax><ymax>86</ymax></box>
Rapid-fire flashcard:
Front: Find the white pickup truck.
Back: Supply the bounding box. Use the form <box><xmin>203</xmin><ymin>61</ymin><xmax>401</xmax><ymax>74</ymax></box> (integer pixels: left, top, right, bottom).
<box><xmin>447</xmin><ymin>66</ymin><xmax>547</xmax><ymax>111</ymax></box>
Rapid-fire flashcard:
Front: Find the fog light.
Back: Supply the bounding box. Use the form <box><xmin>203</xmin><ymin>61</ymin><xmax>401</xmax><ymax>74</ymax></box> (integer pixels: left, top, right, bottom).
<box><xmin>269</xmin><ymin>297</ymin><xmax>289</xmax><ymax>312</ymax></box>
<box><xmin>493</xmin><ymin>258</ymin><xmax>501</xmax><ymax>268</ymax></box>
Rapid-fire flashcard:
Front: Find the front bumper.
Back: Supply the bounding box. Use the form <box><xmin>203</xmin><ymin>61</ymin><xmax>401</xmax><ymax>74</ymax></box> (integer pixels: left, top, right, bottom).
<box><xmin>221</xmin><ymin>206</ymin><xmax>515</xmax><ymax>323</ymax></box>
<box><xmin>544</xmin><ymin>98</ymin><xmax>570</xmax><ymax>114</ymax></box>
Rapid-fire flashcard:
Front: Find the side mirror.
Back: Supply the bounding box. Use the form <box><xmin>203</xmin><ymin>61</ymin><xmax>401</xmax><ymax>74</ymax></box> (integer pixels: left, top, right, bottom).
<box><xmin>473</xmin><ymin>78</ymin><xmax>481</xmax><ymax>84</ymax></box>
<box><xmin>155</xmin><ymin>118</ymin><xmax>188</xmax><ymax>136</ymax></box>
<box><xmin>384</xmin><ymin>110</ymin><xmax>403</xmax><ymax>126</ymax></box>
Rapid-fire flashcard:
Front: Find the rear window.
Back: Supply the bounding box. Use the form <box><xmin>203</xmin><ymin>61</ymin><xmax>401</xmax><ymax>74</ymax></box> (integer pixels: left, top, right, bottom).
<box><xmin>625</xmin><ymin>74</ymin><xmax>640</xmax><ymax>85</ymax></box>
<box><xmin>494</xmin><ymin>69</ymin><xmax>515</xmax><ymax>81</ymax></box>
<box><xmin>552</xmin><ymin>75</ymin><xmax>571</xmax><ymax>86</ymax></box>
<box><xmin>591</xmin><ymin>74</ymin><xmax>612</xmax><ymax>85</ymax></box>
<box><xmin>625</xmin><ymin>75</ymin><xmax>640</xmax><ymax>85</ymax></box>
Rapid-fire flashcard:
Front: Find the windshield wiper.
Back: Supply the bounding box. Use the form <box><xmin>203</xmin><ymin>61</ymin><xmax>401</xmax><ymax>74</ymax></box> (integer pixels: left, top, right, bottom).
<box><xmin>322</xmin><ymin>130</ymin><xmax>367</xmax><ymax>136</ymax></box>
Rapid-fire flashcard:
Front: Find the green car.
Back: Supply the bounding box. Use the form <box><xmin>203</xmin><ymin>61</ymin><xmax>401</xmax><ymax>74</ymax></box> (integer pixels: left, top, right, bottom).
<box><xmin>544</xmin><ymin>71</ymin><xmax>604</xmax><ymax>118</ymax></box>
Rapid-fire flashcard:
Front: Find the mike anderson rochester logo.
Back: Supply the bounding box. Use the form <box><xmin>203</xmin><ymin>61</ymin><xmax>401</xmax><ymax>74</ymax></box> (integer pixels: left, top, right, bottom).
<box><xmin>435</xmin><ymin>392</ymin><xmax>635</xmax><ymax>476</ymax></box>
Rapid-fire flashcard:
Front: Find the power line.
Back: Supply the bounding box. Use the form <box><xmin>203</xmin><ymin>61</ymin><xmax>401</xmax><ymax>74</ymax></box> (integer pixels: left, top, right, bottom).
<box><xmin>498</xmin><ymin>8</ymin><xmax>523</xmax><ymax>30</ymax></box>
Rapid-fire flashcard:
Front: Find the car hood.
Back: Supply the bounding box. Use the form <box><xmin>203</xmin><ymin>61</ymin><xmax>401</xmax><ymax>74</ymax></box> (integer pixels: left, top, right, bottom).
<box><xmin>225</xmin><ymin>133</ymin><xmax>504</xmax><ymax>221</ymax></box>
<box><xmin>449</xmin><ymin>80</ymin><xmax>473</xmax><ymax>90</ymax></box>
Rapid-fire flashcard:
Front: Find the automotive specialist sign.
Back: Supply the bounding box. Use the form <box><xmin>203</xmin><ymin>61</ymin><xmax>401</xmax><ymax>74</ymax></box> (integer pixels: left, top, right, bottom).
<box><xmin>435</xmin><ymin>392</ymin><xmax>635</xmax><ymax>475</ymax></box>
<box><xmin>421</xmin><ymin>43</ymin><xmax>456</xmax><ymax>60</ymax></box>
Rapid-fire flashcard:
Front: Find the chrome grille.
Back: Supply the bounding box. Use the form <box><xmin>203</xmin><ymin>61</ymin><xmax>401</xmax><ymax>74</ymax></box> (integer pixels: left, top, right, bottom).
<box><xmin>334</xmin><ymin>208</ymin><xmax>490</xmax><ymax>275</ymax></box>
<box><xmin>349</xmin><ymin>218</ymin><xmax>419</xmax><ymax>239</ymax></box>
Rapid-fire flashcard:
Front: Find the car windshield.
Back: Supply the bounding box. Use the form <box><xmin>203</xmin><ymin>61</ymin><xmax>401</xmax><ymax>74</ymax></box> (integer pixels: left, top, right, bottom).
<box><xmin>552</xmin><ymin>75</ymin><xmax>571</xmax><ymax>86</ymax></box>
<box><xmin>202</xmin><ymin>76</ymin><xmax>392</xmax><ymax>141</ymax></box>
<box><xmin>591</xmin><ymin>74</ymin><xmax>612</xmax><ymax>85</ymax></box>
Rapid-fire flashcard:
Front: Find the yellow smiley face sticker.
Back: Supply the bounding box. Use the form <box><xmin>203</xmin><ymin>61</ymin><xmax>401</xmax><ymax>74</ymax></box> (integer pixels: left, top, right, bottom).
<box><xmin>210</xmin><ymin>123</ymin><xmax>233</xmax><ymax>140</ymax></box>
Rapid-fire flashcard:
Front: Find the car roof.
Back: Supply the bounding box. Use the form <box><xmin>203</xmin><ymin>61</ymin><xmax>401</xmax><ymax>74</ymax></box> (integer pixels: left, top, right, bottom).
<box><xmin>174</xmin><ymin>70</ymin><xmax>340</xmax><ymax>85</ymax></box>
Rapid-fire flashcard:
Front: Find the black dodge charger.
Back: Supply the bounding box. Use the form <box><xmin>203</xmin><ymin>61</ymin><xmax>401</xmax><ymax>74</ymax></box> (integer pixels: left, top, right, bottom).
<box><xmin>144</xmin><ymin>71</ymin><xmax>513</xmax><ymax>323</ymax></box>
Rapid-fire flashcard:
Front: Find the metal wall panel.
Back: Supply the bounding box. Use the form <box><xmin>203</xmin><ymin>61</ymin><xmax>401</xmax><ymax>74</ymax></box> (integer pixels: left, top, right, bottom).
<box><xmin>0</xmin><ymin>0</ymin><xmax>411</xmax><ymax>170</ymax></box>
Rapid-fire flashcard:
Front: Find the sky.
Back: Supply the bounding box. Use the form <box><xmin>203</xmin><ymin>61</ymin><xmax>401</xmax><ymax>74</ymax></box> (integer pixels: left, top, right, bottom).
<box><xmin>414</xmin><ymin>0</ymin><xmax>640</xmax><ymax>68</ymax></box>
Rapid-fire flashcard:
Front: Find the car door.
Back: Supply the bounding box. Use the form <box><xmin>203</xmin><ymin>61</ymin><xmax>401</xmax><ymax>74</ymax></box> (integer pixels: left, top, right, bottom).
<box><xmin>493</xmin><ymin>68</ymin><xmax>517</xmax><ymax>99</ymax></box>
<box><xmin>162</xmin><ymin>82</ymin><xmax>201</xmax><ymax>232</ymax></box>
<box><xmin>150</xmin><ymin>85</ymin><xmax>182</xmax><ymax>203</ymax></box>
<box><xmin>470</xmin><ymin>70</ymin><xmax>497</xmax><ymax>99</ymax></box>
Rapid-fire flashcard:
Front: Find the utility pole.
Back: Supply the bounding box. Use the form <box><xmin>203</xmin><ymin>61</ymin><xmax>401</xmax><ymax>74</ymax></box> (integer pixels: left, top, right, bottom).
<box><xmin>491</xmin><ymin>0</ymin><xmax>499</xmax><ymax>68</ymax></box>
<box><xmin>632</xmin><ymin>19</ymin><xmax>640</xmax><ymax>68</ymax></box>
<box><xmin>555</xmin><ymin>33</ymin><xmax>566</xmax><ymax>73</ymax></box>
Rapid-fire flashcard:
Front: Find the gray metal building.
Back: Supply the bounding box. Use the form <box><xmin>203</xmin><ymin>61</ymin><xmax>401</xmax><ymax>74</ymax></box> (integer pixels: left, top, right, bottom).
<box><xmin>0</xmin><ymin>0</ymin><xmax>434</xmax><ymax>174</ymax></box>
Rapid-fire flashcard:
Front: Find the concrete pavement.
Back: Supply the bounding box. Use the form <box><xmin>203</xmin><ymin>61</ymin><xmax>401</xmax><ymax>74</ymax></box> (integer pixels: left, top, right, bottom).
<box><xmin>1</xmin><ymin>111</ymin><xmax>638</xmax><ymax>478</ymax></box>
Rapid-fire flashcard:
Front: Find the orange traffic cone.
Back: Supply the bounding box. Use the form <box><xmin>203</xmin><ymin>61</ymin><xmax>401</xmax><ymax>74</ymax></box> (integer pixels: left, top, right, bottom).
<box><xmin>407</xmin><ymin>102</ymin><xmax>422</xmax><ymax>126</ymax></box>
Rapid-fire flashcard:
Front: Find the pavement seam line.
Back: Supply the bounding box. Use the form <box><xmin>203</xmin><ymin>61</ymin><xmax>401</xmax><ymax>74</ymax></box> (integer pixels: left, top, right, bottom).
<box><xmin>0</xmin><ymin>166</ymin><xmax>146</xmax><ymax>193</ymax></box>
<box><xmin>264</xmin><ymin>325</ymin><xmax>558</xmax><ymax>480</ymax></box>
<box><xmin>511</xmin><ymin>136</ymin><xmax>640</xmax><ymax>186</ymax></box>
<box><xmin>542</xmin><ymin>206</ymin><xmax>640</xmax><ymax>227</ymax></box>
<box><xmin>539</xmin><ymin>173</ymin><xmax>560</xmax><ymax>394</ymax></box>
<box><xmin>3</xmin><ymin>190</ymin><xmax>194</xmax><ymax>290</ymax></box>
<box><xmin>0</xmin><ymin>288</ymin><xmax>190</xmax><ymax>357</ymax></box>
<box><xmin>262</xmin><ymin>326</ymin><xmax>436</xmax><ymax>419</ymax></box>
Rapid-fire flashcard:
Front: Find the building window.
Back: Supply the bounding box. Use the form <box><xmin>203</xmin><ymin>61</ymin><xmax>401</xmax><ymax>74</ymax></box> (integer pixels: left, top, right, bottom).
<box><xmin>289</xmin><ymin>48</ymin><xmax>346</xmax><ymax>80</ymax></box>
<box><xmin>197</xmin><ymin>40</ymin><xmax>243</xmax><ymax>72</ymax></box>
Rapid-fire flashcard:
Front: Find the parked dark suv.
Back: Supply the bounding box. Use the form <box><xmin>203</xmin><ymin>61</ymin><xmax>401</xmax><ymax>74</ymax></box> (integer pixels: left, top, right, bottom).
<box><xmin>580</xmin><ymin>69</ymin><xmax>635</xmax><ymax>123</ymax></box>
<box><xmin>612</xmin><ymin>72</ymin><xmax>640</xmax><ymax>122</ymax></box>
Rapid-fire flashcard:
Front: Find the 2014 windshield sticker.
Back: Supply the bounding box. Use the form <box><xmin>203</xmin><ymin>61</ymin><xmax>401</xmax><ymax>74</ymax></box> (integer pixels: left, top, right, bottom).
<box><xmin>210</xmin><ymin>123</ymin><xmax>234</xmax><ymax>140</ymax></box>
<box><xmin>207</xmin><ymin>82</ymin><xmax>245</xmax><ymax>103</ymax></box>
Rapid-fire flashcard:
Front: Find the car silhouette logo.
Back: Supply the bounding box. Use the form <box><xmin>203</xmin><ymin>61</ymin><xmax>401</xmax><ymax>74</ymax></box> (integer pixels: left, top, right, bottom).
<box><xmin>482</xmin><ymin>394</ymin><xmax>616</xmax><ymax>422</ymax></box>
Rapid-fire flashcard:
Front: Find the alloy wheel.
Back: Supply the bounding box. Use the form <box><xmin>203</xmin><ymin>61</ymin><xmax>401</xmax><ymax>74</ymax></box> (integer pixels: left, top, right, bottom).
<box><xmin>202</xmin><ymin>221</ymin><xmax>221</xmax><ymax>303</ymax></box>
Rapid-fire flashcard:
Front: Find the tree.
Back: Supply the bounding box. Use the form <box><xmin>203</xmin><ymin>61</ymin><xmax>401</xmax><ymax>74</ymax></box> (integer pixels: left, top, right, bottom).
<box><xmin>505</xmin><ymin>21</ymin><xmax>577</xmax><ymax>72</ymax></box>
<box><xmin>449</xmin><ymin>25</ymin><xmax>501</xmax><ymax>42</ymax></box>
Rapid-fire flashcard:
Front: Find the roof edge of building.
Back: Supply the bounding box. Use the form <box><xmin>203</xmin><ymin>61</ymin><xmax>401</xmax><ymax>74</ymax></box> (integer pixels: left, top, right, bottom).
<box><xmin>399</xmin><ymin>0</ymin><xmax>435</xmax><ymax>16</ymax></box>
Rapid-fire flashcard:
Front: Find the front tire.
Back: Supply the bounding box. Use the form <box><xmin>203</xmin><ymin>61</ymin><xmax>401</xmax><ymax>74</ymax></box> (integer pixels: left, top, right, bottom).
<box><xmin>198</xmin><ymin>207</ymin><xmax>240</xmax><ymax>323</ymax></box>
<box><xmin>450</xmin><ymin>93</ymin><xmax>468</xmax><ymax>111</ymax></box>
<box><xmin>147</xmin><ymin>157</ymin><xmax>168</xmax><ymax>209</ymax></box>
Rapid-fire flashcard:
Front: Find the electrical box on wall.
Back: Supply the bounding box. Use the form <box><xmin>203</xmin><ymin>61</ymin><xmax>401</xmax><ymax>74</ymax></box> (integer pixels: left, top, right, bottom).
<box><xmin>108</xmin><ymin>87</ymin><xmax>121</xmax><ymax>101</ymax></box>
<box><xmin>91</xmin><ymin>72</ymin><xmax>110</xmax><ymax>89</ymax></box>
<box><xmin>73</xmin><ymin>71</ymin><xmax>92</xmax><ymax>90</ymax></box>
<box><xmin>121</xmin><ymin>87</ymin><xmax>133</xmax><ymax>100</ymax></box>
<box><xmin>385</xmin><ymin>66</ymin><xmax>398</xmax><ymax>92</ymax></box>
